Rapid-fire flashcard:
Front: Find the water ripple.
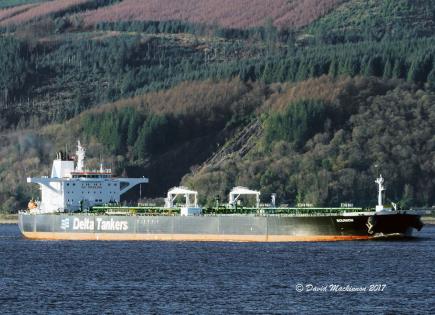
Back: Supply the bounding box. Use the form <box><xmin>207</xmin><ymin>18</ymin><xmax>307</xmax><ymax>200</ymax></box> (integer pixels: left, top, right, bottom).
<box><xmin>0</xmin><ymin>224</ymin><xmax>434</xmax><ymax>314</ymax></box>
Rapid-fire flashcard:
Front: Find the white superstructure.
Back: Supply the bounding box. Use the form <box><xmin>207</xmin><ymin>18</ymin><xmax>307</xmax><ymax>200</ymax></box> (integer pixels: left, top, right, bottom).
<box><xmin>27</xmin><ymin>141</ymin><xmax>148</xmax><ymax>213</ymax></box>
<box><xmin>164</xmin><ymin>186</ymin><xmax>202</xmax><ymax>216</ymax></box>
<box><xmin>375</xmin><ymin>174</ymin><xmax>385</xmax><ymax>212</ymax></box>
<box><xmin>229</xmin><ymin>186</ymin><xmax>260</xmax><ymax>208</ymax></box>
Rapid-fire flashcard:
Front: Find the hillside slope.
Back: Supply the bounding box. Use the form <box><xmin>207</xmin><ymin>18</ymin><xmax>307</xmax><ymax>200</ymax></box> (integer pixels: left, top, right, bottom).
<box><xmin>306</xmin><ymin>0</ymin><xmax>435</xmax><ymax>41</ymax></box>
<box><xmin>0</xmin><ymin>0</ymin><xmax>119</xmax><ymax>26</ymax></box>
<box><xmin>1</xmin><ymin>1</ymin><xmax>435</xmax><ymax>212</ymax></box>
<box><xmin>1</xmin><ymin>77</ymin><xmax>434</xmax><ymax>211</ymax></box>
<box><xmin>80</xmin><ymin>0</ymin><xmax>345</xmax><ymax>29</ymax></box>
<box><xmin>0</xmin><ymin>0</ymin><xmax>90</xmax><ymax>26</ymax></box>
<box><xmin>0</xmin><ymin>0</ymin><xmax>45</xmax><ymax>10</ymax></box>
<box><xmin>0</xmin><ymin>79</ymin><xmax>267</xmax><ymax>210</ymax></box>
<box><xmin>183</xmin><ymin>77</ymin><xmax>435</xmax><ymax>207</ymax></box>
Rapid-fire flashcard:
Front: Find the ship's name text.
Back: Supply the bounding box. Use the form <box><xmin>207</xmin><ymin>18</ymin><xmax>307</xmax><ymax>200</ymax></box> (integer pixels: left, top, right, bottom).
<box><xmin>336</xmin><ymin>218</ymin><xmax>354</xmax><ymax>222</ymax></box>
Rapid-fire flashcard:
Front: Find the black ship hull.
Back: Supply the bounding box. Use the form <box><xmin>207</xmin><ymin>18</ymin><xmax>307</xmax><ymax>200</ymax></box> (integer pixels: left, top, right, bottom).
<box><xmin>18</xmin><ymin>211</ymin><xmax>423</xmax><ymax>242</ymax></box>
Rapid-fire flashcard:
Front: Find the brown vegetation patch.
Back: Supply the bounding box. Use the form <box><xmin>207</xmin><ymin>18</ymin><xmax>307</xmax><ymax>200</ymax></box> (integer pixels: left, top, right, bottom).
<box><xmin>76</xmin><ymin>78</ymin><xmax>257</xmax><ymax>116</ymax></box>
<box><xmin>0</xmin><ymin>0</ymin><xmax>91</xmax><ymax>26</ymax></box>
<box><xmin>265</xmin><ymin>75</ymin><xmax>351</xmax><ymax>112</ymax></box>
<box><xmin>81</xmin><ymin>0</ymin><xmax>345</xmax><ymax>29</ymax></box>
<box><xmin>0</xmin><ymin>3</ymin><xmax>39</xmax><ymax>22</ymax></box>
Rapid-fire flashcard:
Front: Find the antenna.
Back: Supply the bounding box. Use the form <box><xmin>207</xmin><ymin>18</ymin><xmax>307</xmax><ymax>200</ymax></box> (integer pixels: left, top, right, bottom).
<box><xmin>99</xmin><ymin>153</ymin><xmax>103</xmax><ymax>173</ymax></box>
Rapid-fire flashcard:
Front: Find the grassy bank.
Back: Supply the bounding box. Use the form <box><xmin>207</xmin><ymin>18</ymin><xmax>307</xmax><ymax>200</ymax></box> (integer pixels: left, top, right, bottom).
<box><xmin>422</xmin><ymin>216</ymin><xmax>435</xmax><ymax>225</ymax></box>
<box><xmin>0</xmin><ymin>213</ymin><xmax>18</xmax><ymax>224</ymax></box>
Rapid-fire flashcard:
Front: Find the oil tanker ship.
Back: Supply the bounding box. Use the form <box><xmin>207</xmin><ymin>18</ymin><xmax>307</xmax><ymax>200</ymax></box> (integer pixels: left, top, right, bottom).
<box><xmin>18</xmin><ymin>142</ymin><xmax>425</xmax><ymax>241</ymax></box>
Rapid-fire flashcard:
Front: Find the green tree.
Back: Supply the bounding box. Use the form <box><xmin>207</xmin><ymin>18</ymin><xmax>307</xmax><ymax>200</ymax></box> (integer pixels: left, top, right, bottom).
<box><xmin>264</xmin><ymin>100</ymin><xmax>327</xmax><ymax>149</ymax></box>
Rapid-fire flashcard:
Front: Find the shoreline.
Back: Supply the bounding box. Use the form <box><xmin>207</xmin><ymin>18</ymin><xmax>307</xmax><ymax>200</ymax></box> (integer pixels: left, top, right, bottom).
<box><xmin>422</xmin><ymin>216</ymin><xmax>435</xmax><ymax>225</ymax></box>
<box><xmin>0</xmin><ymin>214</ymin><xmax>18</xmax><ymax>224</ymax></box>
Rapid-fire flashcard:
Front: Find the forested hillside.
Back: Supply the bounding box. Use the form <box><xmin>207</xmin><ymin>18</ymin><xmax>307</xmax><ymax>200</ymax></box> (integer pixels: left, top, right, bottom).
<box><xmin>307</xmin><ymin>0</ymin><xmax>435</xmax><ymax>42</ymax></box>
<box><xmin>0</xmin><ymin>0</ymin><xmax>434</xmax><ymax>212</ymax></box>
<box><xmin>183</xmin><ymin>77</ymin><xmax>435</xmax><ymax>207</ymax></box>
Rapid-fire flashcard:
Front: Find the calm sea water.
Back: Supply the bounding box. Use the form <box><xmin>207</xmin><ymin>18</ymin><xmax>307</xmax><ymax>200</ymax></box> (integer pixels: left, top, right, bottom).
<box><xmin>0</xmin><ymin>224</ymin><xmax>434</xmax><ymax>315</ymax></box>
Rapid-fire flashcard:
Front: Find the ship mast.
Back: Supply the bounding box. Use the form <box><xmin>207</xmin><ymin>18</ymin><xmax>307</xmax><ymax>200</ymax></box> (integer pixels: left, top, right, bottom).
<box><xmin>76</xmin><ymin>140</ymin><xmax>85</xmax><ymax>172</ymax></box>
<box><xmin>375</xmin><ymin>174</ymin><xmax>385</xmax><ymax>212</ymax></box>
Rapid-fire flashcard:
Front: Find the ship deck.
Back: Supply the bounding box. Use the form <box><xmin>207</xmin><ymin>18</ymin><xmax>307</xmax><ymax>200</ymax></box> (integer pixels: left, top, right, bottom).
<box><xmin>38</xmin><ymin>205</ymin><xmax>426</xmax><ymax>217</ymax></box>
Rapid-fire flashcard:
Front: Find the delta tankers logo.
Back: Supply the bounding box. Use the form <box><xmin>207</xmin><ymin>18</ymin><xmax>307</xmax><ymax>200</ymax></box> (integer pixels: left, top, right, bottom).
<box><xmin>60</xmin><ymin>217</ymin><xmax>128</xmax><ymax>231</ymax></box>
<box><xmin>60</xmin><ymin>218</ymin><xmax>70</xmax><ymax>230</ymax></box>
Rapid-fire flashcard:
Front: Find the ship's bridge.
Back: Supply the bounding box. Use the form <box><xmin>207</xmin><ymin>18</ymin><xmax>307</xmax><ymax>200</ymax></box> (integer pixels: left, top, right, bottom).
<box><xmin>27</xmin><ymin>141</ymin><xmax>148</xmax><ymax>213</ymax></box>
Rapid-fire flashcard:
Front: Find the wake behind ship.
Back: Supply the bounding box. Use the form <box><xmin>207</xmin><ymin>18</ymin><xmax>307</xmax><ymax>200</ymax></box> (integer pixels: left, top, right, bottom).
<box><xmin>18</xmin><ymin>142</ymin><xmax>425</xmax><ymax>241</ymax></box>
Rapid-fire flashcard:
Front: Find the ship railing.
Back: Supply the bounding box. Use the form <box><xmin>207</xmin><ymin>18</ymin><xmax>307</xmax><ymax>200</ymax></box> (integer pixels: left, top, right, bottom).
<box><xmin>91</xmin><ymin>206</ymin><xmax>181</xmax><ymax>216</ymax></box>
<box><xmin>88</xmin><ymin>205</ymin><xmax>371</xmax><ymax>216</ymax></box>
<box><xmin>202</xmin><ymin>207</ymin><xmax>368</xmax><ymax>216</ymax></box>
